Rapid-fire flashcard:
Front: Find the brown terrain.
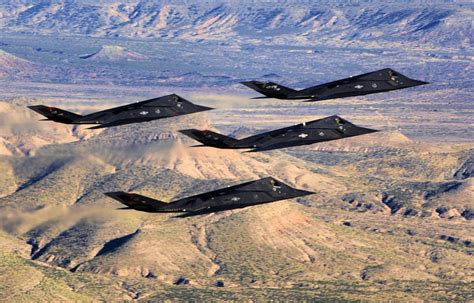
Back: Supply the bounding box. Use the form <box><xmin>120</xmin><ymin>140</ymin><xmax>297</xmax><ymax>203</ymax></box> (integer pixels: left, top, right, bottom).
<box><xmin>0</xmin><ymin>97</ymin><xmax>472</xmax><ymax>301</ymax></box>
<box><xmin>0</xmin><ymin>1</ymin><xmax>472</xmax><ymax>300</ymax></box>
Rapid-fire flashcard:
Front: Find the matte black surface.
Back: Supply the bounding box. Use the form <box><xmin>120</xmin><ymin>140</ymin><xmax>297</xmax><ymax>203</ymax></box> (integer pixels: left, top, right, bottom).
<box><xmin>241</xmin><ymin>68</ymin><xmax>428</xmax><ymax>101</ymax></box>
<box><xmin>105</xmin><ymin>177</ymin><xmax>314</xmax><ymax>217</ymax></box>
<box><xmin>27</xmin><ymin>94</ymin><xmax>213</xmax><ymax>129</ymax></box>
<box><xmin>180</xmin><ymin>115</ymin><xmax>377</xmax><ymax>152</ymax></box>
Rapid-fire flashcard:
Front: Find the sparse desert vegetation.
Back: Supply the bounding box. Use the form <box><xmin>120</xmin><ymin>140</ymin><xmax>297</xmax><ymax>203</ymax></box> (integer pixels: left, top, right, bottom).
<box><xmin>0</xmin><ymin>0</ymin><xmax>473</xmax><ymax>301</ymax></box>
<box><xmin>0</xmin><ymin>103</ymin><xmax>472</xmax><ymax>301</ymax></box>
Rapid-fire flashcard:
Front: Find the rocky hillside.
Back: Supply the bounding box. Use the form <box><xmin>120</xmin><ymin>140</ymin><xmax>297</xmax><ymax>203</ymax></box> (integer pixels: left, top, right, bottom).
<box><xmin>0</xmin><ymin>99</ymin><xmax>472</xmax><ymax>300</ymax></box>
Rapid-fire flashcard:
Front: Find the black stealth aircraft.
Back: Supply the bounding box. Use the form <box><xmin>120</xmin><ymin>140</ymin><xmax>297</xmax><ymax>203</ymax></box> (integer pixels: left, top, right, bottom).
<box><xmin>27</xmin><ymin>94</ymin><xmax>213</xmax><ymax>129</ymax></box>
<box><xmin>179</xmin><ymin>115</ymin><xmax>377</xmax><ymax>152</ymax></box>
<box><xmin>241</xmin><ymin>68</ymin><xmax>428</xmax><ymax>102</ymax></box>
<box><xmin>105</xmin><ymin>177</ymin><xmax>314</xmax><ymax>217</ymax></box>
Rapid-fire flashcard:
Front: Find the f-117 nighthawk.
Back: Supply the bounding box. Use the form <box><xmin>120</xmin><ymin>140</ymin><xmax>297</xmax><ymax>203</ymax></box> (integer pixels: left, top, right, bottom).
<box><xmin>105</xmin><ymin>177</ymin><xmax>313</xmax><ymax>217</ymax></box>
<box><xmin>179</xmin><ymin>115</ymin><xmax>377</xmax><ymax>152</ymax></box>
<box><xmin>27</xmin><ymin>94</ymin><xmax>213</xmax><ymax>129</ymax></box>
<box><xmin>241</xmin><ymin>68</ymin><xmax>428</xmax><ymax>102</ymax></box>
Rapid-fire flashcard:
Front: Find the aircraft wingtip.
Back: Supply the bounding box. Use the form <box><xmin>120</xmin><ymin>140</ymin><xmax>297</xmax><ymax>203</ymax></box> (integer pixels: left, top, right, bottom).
<box><xmin>199</xmin><ymin>105</ymin><xmax>215</xmax><ymax>111</ymax></box>
<box><xmin>299</xmin><ymin>189</ymin><xmax>316</xmax><ymax>196</ymax></box>
<box><xmin>87</xmin><ymin>124</ymin><xmax>104</xmax><ymax>130</ymax></box>
<box><xmin>104</xmin><ymin>191</ymin><xmax>123</xmax><ymax>198</ymax></box>
<box><xmin>178</xmin><ymin>129</ymin><xmax>198</xmax><ymax>134</ymax></box>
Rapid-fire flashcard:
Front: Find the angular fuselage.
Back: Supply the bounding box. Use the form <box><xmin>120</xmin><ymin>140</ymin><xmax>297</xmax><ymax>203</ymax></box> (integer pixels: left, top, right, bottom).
<box><xmin>105</xmin><ymin>177</ymin><xmax>314</xmax><ymax>217</ymax></box>
<box><xmin>242</xmin><ymin>68</ymin><xmax>428</xmax><ymax>101</ymax></box>
<box><xmin>180</xmin><ymin>115</ymin><xmax>378</xmax><ymax>152</ymax></box>
<box><xmin>28</xmin><ymin>94</ymin><xmax>213</xmax><ymax>129</ymax></box>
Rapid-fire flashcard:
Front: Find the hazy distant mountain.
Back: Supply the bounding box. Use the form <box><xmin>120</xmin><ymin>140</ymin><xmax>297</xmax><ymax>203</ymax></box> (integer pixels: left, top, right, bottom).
<box><xmin>1</xmin><ymin>1</ymin><xmax>472</xmax><ymax>48</ymax></box>
<box><xmin>0</xmin><ymin>49</ymin><xmax>38</xmax><ymax>79</ymax></box>
<box><xmin>80</xmin><ymin>45</ymin><xmax>149</xmax><ymax>61</ymax></box>
<box><xmin>0</xmin><ymin>1</ymin><xmax>471</xmax><ymax>89</ymax></box>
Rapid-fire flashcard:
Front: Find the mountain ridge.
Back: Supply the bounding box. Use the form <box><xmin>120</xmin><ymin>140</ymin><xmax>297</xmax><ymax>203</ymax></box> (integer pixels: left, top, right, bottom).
<box><xmin>1</xmin><ymin>2</ymin><xmax>472</xmax><ymax>48</ymax></box>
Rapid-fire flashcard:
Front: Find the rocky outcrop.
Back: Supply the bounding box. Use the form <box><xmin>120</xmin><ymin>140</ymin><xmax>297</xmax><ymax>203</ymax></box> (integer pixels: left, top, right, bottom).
<box><xmin>453</xmin><ymin>153</ymin><xmax>474</xmax><ymax>180</ymax></box>
<box><xmin>360</xmin><ymin>265</ymin><xmax>384</xmax><ymax>281</ymax></box>
<box><xmin>95</xmin><ymin>229</ymin><xmax>141</xmax><ymax>257</ymax></box>
<box><xmin>174</xmin><ymin>277</ymin><xmax>190</xmax><ymax>285</ymax></box>
<box><xmin>380</xmin><ymin>192</ymin><xmax>403</xmax><ymax>214</ymax></box>
<box><xmin>461</xmin><ymin>209</ymin><xmax>474</xmax><ymax>220</ymax></box>
<box><xmin>423</xmin><ymin>181</ymin><xmax>463</xmax><ymax>200</ymax></box>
